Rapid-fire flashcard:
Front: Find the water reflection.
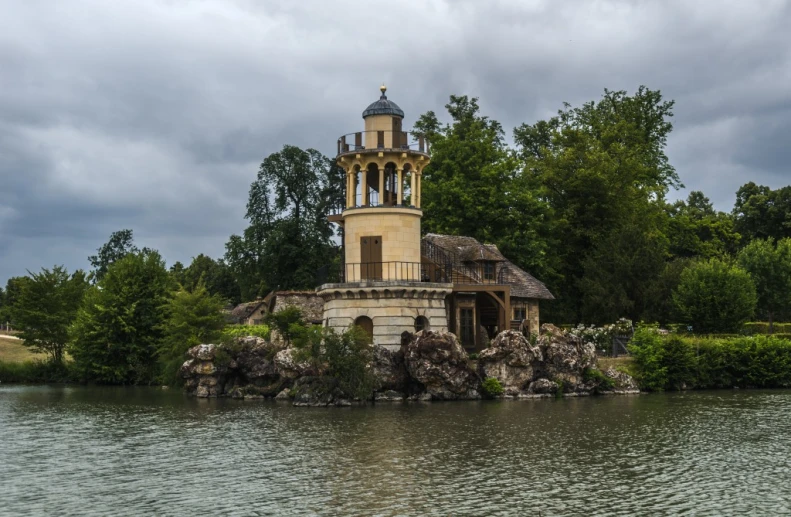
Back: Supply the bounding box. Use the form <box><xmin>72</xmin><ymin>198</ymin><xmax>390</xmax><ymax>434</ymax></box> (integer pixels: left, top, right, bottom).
<box><xmin>1</xmin><ymin>387</ymin><xmax>790</xmax><ymax>516</ymax></box>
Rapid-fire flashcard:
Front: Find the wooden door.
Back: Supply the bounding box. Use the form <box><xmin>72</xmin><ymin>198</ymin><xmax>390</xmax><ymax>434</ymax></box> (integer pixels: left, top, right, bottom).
<box><xmin>392</xmin><ymin>118</ymin><xmax>402</xmax><ymax>147</ymax></box>
<box><xmin>361</xmin><ymin>236</ymin><xmax>382</xmax><ymax>280</ymax></box>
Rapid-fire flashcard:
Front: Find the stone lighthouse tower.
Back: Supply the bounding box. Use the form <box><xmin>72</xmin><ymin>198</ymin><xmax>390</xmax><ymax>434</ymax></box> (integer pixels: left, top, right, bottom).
<box><xmin>318</xmin><ymin>86</ymin><xmax>452</xmax><ymax>349</ymax></box>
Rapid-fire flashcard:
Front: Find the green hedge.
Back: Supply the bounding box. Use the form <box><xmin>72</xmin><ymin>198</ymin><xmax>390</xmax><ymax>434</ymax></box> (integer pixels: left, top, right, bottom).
<box><xmin>629</xmin><ymin>328</ymin><xmax>791</xmax><ymax>391</ymax></box>
<box><xmin>221</xmin><ymin>324</ymin><xmax>271</xmax><ymax>341</ymax></box>
<box><xmin>742</xmin><ymin>322</ymin><xmax>791</xmax><ymax>334</ymax></box>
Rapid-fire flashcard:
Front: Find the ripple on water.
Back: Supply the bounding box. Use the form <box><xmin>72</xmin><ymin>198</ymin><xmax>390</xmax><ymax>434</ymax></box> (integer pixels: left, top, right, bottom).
<box><xmin>1</xmin><ymin>387</ymin><xmax>790</xmax><ymax>516</ymax></box>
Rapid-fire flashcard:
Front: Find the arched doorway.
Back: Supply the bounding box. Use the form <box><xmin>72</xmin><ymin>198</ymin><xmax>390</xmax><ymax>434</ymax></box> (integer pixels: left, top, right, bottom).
<box><xmin>354</xmin><ymin>316</ymin><xmax>374</xmax><ymax>343</ymax></box>
<box><xmin>414</xmin><ymin>316</ymin><xmax>430</xmax><ymax>333</ymax></box>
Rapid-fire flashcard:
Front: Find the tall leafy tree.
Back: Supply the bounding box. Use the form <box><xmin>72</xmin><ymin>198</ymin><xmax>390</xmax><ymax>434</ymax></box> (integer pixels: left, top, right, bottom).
<box><xmin>12</xmin><ymin>267</ymin><xmax>88</xmax><ymax>364</ymax></box>
<box><xmin>0</xmin><ymin>277</ymin><xmax>31</xmax><ymax>326</ymax></box>
<box><xmin>667</xmin><ymin>191</ymin><xmax>741</xmax><ymax>259</ymax></box>
<box><xmin>88</xmin><ymin>229</ymin><xmax>140</xmax><ymax>282</ymax></box>
<box><xmin>172</xmin><ymin>254</ymin><xmax>241</xmax><ymax>306</ymax></box>
<box><xmin>515</xmin><ymin>86</ymin><xmax>680</xmax><ymax>321</ymax></box>
<box><xmin>733</xmin><ymin>182</ymin><xmax>791</xmax><ymax>243</ymax></box>
<box><xmin>416</xmin><ymin>95</ymin><xmax>554</xmax><ymax>281</ymax></box>
<box><xmin>225</xmin><ymin>145</ymin><xmax>343</xmax><ymax>298</ymax></box>
<box><xmin>70</xmin><ymin>250</ymin><xmax>173</xmax><ymax>384</ymax></box>
<box><xmin>738</xmin><ymin>238</ymin><xmax>791</xmax><ymax>332</ymax></box>
<box><xmin>157</xmin><ymin>281</ymin><xmax>227</xmax><ymax>385</ymax></box>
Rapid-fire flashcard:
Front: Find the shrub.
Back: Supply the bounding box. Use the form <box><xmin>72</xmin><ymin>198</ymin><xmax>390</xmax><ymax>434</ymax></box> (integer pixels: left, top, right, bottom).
<box><xmin>481</xmin><ymin>377</ymin><xmax>504</xmax><ymax>398</ymax></box>
<box><xmin>0</xmin><ymin>359</ymin><xmax>75</xmax><ymax>383</ymax></box>
<box><xmin>582</xmin><ymin>367</ymin><xmax>615</xmax><ymax>392</ymax></box>
<box><xmin>673</xmin><ymin>258</ymin><xmax>757</xmax><ymax>333</ymax></box>
<box><xmin>629</xmin><ymin>330</ymin><xmax>791</xmax><ymax>390</ymax></box>
<box><xmin>221</xmin><ymin>324</ymin><xmax>271</xmax><ymax>341</ymax></box>
<box><xmin>264</xmin><ymin>307</ymin><xmax>304</xmax><ymax>345</ymax></box>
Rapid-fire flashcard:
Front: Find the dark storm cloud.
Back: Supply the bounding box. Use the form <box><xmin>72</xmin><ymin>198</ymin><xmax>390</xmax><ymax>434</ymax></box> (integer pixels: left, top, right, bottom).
<box><xmin>1</xmin><ymin>0</ymin><xmax>789</xmax><ymax>283</ymax></box>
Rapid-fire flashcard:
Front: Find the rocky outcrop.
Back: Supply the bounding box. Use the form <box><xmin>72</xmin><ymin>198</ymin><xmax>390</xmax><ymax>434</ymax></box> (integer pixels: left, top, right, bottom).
<box><xmin>182</xmin><ymin>325</ymin><xmax>639</xmax><ymax>403</ymax></box>
<box><xmin>402</xmin><ymin>330</ymin><xmax>480</xmax><ymax>400</ymax></box>
<box><xmin>478</xmin><ymin>330</ymin><xmax>542</xmax><ymax>396</ymax></box>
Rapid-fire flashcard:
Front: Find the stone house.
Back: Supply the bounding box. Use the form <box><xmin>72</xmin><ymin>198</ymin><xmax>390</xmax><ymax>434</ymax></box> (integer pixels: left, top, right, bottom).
<box><xmin>316</xmin><ymin>86</ymin><xmax>554</xmax><ymax>351</ymax></box>
<box><xmin>231</xmin><ymin>291</ymin><xmax>324</xmax><ymax>326</ymax></box>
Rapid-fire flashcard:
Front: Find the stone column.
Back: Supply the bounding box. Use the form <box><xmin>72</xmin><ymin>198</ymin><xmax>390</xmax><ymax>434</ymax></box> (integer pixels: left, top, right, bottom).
<box><xmin>378</xmin><ymin>166</ymin><xmax>384</xmax><ymax>207</ymax></box>
<box><xmin>347</xmin><ymin>170</ymin><xmax>353</xmax><ymax>207</ymax></box>
<box><xmin>361</xmin><ymin>168</ymin><xmax>368</xmax><ymax>206</ymax></box>
<box><xmin>410</xmin><ymin>171</ymin><xmax>416</xmax><ymax>207</ymax></box>
<box><xmin>416</xmin><ymin>172</ymin><xmax>422</xmax><ymax>208</ymax></box>
<box><xmin>397</xmin><ymin>168</ymin><xmax>403</xmax><ymax>205</ymax></box>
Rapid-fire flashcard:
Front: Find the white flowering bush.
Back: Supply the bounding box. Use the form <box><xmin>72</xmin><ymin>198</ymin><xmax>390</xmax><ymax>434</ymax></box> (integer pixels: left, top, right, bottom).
<box><xmin>567</xmin><ymin>318</ymin><xmax>633</xmax><ymax>354</ymax></box>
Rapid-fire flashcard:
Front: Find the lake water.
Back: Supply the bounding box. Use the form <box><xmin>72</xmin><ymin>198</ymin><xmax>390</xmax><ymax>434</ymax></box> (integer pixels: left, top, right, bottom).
<box><xmin>1</xmin><ymin>386</ymin><xmax>789</xmax><ymax>516</ymax></box>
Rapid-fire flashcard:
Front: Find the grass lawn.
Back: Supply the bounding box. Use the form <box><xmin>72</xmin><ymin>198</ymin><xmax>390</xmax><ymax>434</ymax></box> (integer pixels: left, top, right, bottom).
<box><xmin>0</xmin><ymin>336</ymin><xmax>47</xmax><ymax>363</ymax></box>
<box><xmin>597</xmin><ymin>356</ymin><xmax>636</xmax><ymax>376</ymax></box>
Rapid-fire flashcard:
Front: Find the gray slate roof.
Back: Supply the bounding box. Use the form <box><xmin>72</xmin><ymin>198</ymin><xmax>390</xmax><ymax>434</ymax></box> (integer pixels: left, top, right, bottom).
<box><xmin>423</xmin><ymin>233</ymin><xmax>555</xmax><ymax>300</ymax></box>
<box><xmin>362</xmin><ymin>93</ymin><xmax>404</xmax><ymax>118</ymax></box>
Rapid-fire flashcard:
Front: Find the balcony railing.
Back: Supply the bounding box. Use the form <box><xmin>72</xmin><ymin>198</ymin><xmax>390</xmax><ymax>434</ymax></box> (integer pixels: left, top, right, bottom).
<box><xmin>337</xmin><ymin>130</ymin><xmax>430</xmax><ymax>155</ymax></box>
<box><xmin>315</xmin><ymin>260</ymin><xmax>514</xmax><ymax>286</ymax></box>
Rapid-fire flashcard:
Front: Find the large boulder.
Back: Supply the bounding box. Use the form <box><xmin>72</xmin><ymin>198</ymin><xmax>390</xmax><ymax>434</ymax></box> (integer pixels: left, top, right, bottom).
<box><xmin>372</xmin><ymin>345</ymin><xmax>408</xmax><ymax>393</ymax></box>
<box><xmin>537</xmin><ymin>324</ymin><xmax>596</xmax><ymax>391</ymax></box>
<box><xmin>273</xmin><ymin>348</ymin><xmax>312</xmax><ymax>379</ymax></box>
<box><xmin>603</xmin><ymin>367</ymin><xmax>640</xmax><ymax>394</ymax></box>
<box><xmin>403</xmin><ymin>330</ymin><xmax>480</xmax><ymax>400</ymax></box>
<box><xmin>478</xmin><ymin>330</ymin><xmax>542</xmax><ymax>396</ymax></box>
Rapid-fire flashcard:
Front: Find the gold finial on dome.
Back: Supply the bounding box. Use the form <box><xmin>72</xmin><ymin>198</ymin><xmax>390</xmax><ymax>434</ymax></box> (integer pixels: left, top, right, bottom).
<box><xmin>380</xmin><ymin>84</ymin><xmax>387</xmax><ymax>96</ymax></box>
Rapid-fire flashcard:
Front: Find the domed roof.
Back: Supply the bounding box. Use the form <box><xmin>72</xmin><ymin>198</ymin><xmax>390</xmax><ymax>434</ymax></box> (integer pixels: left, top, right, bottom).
<box><xmin>362</xmin><ymin>85</ymin><xmax>404</xmax><ymax>119</ymax></box>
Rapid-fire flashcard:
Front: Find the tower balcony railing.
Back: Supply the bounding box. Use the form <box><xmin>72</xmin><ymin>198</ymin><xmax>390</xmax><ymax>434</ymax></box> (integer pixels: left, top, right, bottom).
<box><xmin>337</xmin><ymin>130</ymin><xmax>430</xmax><ymax>156</ymax></box>
<box><xmin>315</xmin><ymin>261</ymin><xmax>514</xmax><ymax>286</ymax></box>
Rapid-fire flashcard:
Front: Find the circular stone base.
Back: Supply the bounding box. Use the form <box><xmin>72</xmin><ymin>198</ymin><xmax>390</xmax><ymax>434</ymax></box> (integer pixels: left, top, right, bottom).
<box><xmin>317</xmin><ymin>282</ymin><xmax>452</xmax><ymax>349</ymax></box>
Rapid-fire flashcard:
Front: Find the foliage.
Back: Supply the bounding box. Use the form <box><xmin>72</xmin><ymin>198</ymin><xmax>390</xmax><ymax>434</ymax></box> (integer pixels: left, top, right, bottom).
<box><xmin>481</xmin><ymin>377</ymin><xmax>504</xmax><ymax>398</ymax></box>
<box><xmin>0</xmin><ymin>359</ymin><xmax>75</xmax><ymax>384</ymax></box>
<box><xmin>742</xmin><ymin>322</ymin><xmax>791</xmax><ymax>335</ymax></box>
<box><xmin>567</xmin><ymin>318</ymin><xmax>633</xmax><ymax>354</ymax></box>
<box><xmin>291</xmin><ymin>325</ymin><xmax>375</xmax><ymax>400</ymax></box>
<box><xmin>733</xmin><ymin>182</ymin><xmax>791</xmax><ymax>243</ymax></box>
<box><xmin>666</xmin><ymin>191</ymin><xmax>741</xmax><ymax>259</ymax></box>
<box><xmin>88</xmin><ymin>229</ymin><xmax>142</xmax><ymax>282</ymax></box>
<box><xmin>11</xmin><ymin>266</ymin><xmax>88</xmax><ymax>365</ymax></box>
<box><xmin>673</xmin><ymin>258</ymin><xmax>757</xmax><ymax>333</ymax></box>
<box><xmin>221</xmin><ymin>324</ymin><xmax>271</xmax><ymax>341</ymax></box>
<box><xmin>157</xmin><ymin>282</ymin><xmax>227</xmax><ymax>385</ymax></box>
<box><xmin>628</xmin><ymin>327</ymin><xmax>668</xmax><ymax>391</ymax></box>
<box><xmin>170</xmin><ymin>254</ymin><xmax>241</xmax><ymax>306</ymax></box>
<box><xmin>515</xmin><ymin>86</ymin><xmax>680</xmax><ymax>322</ymax></box>
<box><xmin>642</xmin><ymin>258</ymin><xmax>692</xmax><ymax>325</ymax></box>
<box><xmin>69</xmin><ymin>250</ymin><xmax>173</xmax><ymax>384</ymax></box>
<box><xmin>629</xmin><ymin>328</ymin><xmax>791</xmax><ymax>390</ymax></box>
<box><xmin>0</xmin><ymin>277</ymin><xmax>32</xmax><ymax>326</ymax></box>
<box><xmin>416</xmin><ymin>95</ymin><xmax>554</xmax><ymax>283</ymax></box>
<box><xmin>264</xmin><ymin>306</ymin><xmax>304</xmax><ymax>345</ymax></box>
<box><xmin>225</xmin><ymin>145</ymin><xmax>344</xmax><ymax>298</ymax></box>
<box><xmin>582</xmin><ymin>368</ymin><xmax>615</xmax><ymax>392</ymax></box>
<box><xmin>738</xmin><ymin>238</ymin><xmax>791</xmax><ymax>331</ymax></box>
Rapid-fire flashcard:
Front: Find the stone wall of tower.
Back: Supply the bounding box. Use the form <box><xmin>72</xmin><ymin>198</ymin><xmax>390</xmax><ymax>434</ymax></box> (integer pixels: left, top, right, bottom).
<box><xmin>343</xmin><ymin>207</ymin><xmax>422</xmax><ymax>281</ymax></box>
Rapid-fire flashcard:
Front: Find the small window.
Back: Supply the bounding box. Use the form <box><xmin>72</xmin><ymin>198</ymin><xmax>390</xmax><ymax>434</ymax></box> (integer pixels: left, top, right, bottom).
<box><xmin>415</xmin><ymin>316</ymin><xmax>430</xmax><ymax>332</ymax></box>
<box><xmin>513</xmin><ymin>307</ymin><xmax>526</xmax><ymax>321</ymax></box>
<box><xmin>483</xmin><ymin>261</ymin><xmax>495</xmax><ymax>282</ymax></box>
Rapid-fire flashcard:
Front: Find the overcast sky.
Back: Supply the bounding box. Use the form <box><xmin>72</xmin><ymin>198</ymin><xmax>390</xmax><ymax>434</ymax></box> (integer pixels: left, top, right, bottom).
<box><xmin>1</xmin><ymin>0</ymin><xmax>789</xmax><ymax>284</ymax></box>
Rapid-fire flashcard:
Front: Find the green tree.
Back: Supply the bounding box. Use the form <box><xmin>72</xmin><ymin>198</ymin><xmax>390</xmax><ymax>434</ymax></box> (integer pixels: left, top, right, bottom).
<box><xmin>157</xmin><ymin>282</ymin><xmax>227</xmax><ymax>385</ymax></box>
<box><xmin>226</xmin><ymin>145</ymin><xmax>343</xmax><ymax>297</ymax></box>
<box><xmin>578</xmin><ymin>218</ymin><xmax>668</xmax><ymax>323</ymax></box>
<box><xmin>642</xmin><ymin>258</ymin><xmax>693</xmax><ymax>325</ymax></box>
<box><xmin>12</xmin><ymin>267</ymin><xmax>88</xmax><ymax>364</ymax></box>
<box><xmin>514</xmin><ymin>87</ymin><xmax>680</xmax><ymax>321</ymax></box>
<box><xmin>88</xmin><ymin>229</ymin><xmax>140</xmax><ymax>282</ymax></box>
<box><xmin>70</xmin><ymin>250</ymin><xmax>173</xmax><ymax>384</ymax></box>
<box><xmin>0</xmin><ymin>277</ymin><xmax>31</xmax><ymax>326</ymax></box>
<box><xmin>673</xmin><ymin>258</ymin><xmax>757</xmax><ymax>333</ymax></box>
<box><xmin>264</xmin><ymin>306</ymin><xmax>305</xmax><ymax>346</ymax></box>
<box><xmin>738</xmin><ymin>238</ymin><xmax>791</xmax><ymax>332</ymax></box>
<box><xmin>416</xmin><ymin>95</ymin><xmax>554</xmax><ymax>281</ymax></box>
<box><xmin>667</xmin><ymin>191</ymin><xmax>741</xmax><ymax>259</ymax></box>
<box><xmin>733</xmin><ymin>183</ymin><xmax>791</xmax><ymax>243</ymax></box>
<box><xmin>172</xmin><ymin>254</ymin><xmax>241</xmax><ymax>306</ymax></box>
